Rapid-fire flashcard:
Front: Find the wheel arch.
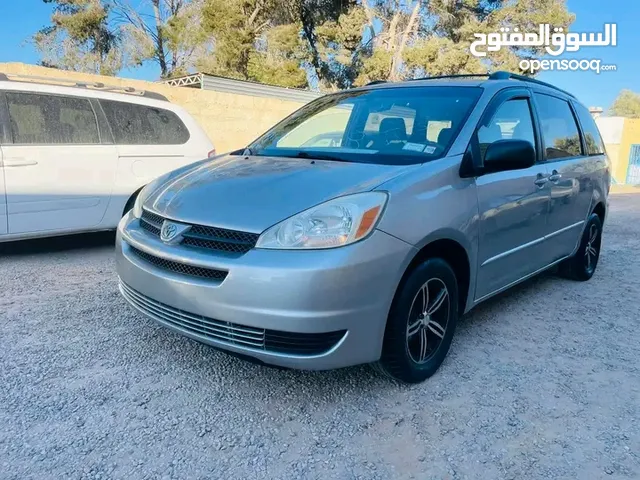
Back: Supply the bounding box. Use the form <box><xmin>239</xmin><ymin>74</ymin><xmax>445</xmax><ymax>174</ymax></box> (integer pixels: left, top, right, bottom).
<box><xmin>396</xmin><ymin>231</ymin><xmax>474</xmax><ymax>315</ymax></box>
<box><xmin>122</xmin><ymin>185</ymin><xmax>145</xmax><ymax>217</ymax></box>
<box><xmin>590</xmin><ymin>178</ymin><xmax>607</xmax><ymax>225</ymax></box>
<box><xmin>592</xmin><ymin>201</ymin><xmax>606</xmax><ymax>224</ymax></box>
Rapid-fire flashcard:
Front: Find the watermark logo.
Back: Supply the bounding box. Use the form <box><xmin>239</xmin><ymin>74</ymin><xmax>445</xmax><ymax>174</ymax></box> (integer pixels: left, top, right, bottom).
<box><xmin>518</xmin><ymin>58</ymin><xmax>616</xmax><ymax>75</ymax></box>
<box><xmin>470</xmin><ymin>24</ymin><xmax>617</xmax><ymax>74</ymax></box>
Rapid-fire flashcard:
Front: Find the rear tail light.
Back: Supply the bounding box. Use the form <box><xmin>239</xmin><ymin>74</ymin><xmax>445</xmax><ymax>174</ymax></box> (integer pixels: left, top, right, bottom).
<box><xmin>208</xmin><ymin>149</ymin><xmax>216</xmax><ymax>158</ymax></box>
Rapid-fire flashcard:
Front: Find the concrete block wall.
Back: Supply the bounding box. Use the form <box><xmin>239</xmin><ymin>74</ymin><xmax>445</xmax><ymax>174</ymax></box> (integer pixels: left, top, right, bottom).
<box><xmin>596</xmin><ymin>116</ymin><xmax>640</xmax><ymax>184</ymax></box>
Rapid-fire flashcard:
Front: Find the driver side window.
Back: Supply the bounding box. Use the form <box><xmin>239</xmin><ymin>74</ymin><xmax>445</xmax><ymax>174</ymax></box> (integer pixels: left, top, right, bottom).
<box><xmin>477</xmin><ymin>99</ymin><xmax>536</xmax><ymax>161</ymax></box>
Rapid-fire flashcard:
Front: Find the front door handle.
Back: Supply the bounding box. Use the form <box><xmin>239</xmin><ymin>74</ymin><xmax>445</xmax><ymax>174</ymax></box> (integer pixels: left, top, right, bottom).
<box><xmin>549</xmin><ymin>171</ymin><xmax>562</xmax><ymax>183</ymax></box>
<box><xmin>534</xmin><ymin>176</ymin><xmax>549</xmax><ymax>187</ymax></box>
<box><xmin>3</xmin><ymin>157</ymin><xmax>38</xmax><ymax>167</ymax></box>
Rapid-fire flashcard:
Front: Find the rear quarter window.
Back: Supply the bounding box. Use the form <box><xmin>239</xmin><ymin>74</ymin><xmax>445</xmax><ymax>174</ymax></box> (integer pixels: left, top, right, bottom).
<box><xmin>100</xmin><ymin>100</ymin><xmax>190</xmax><ymax>145</ymax></box>
<box><xmin>573</xmin><ymin>102</ymin><xmax>606</xmax><ymax>155</ymax></box>
<box><xmin>534</xmin><ymin>93</ymin><xmax>582</xmax><ymax>160</ymax></box>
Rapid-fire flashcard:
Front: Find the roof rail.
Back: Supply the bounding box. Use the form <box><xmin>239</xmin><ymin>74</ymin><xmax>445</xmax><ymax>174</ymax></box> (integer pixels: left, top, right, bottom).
<box><xmin>488</xmin><ymin>71</ymin><xmax>576</xmax><ymax>98</ymax></box>
<box><xmin>409</xmin><ymin>74</ymin><xmax>490</xmax><ymax>82</ymax></box>
<box><xmin>0</xmin><ymin>72</ymin><xmax>169</xmax><ymax>101</ymax></box>
<box><xmin>365</xmin><ymin>80</ymin><xmax>387</xmax><ymax>86</ymax></box>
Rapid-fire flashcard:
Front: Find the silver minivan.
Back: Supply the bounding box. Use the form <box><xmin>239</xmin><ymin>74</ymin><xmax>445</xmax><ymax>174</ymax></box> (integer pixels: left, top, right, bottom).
<box><xmin>115</xmin><ymin>71</ymin><xmax>610</xmax><ymax>383</ymax></box>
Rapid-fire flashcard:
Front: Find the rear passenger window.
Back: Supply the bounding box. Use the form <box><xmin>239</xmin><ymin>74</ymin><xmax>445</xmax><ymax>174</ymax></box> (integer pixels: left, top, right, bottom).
<box><xmin>573</xmin><ymin>103</ymin><xmax>605</xmax><ymax>155</ymax></box>
<box><xmin>477</xmin><ymin>99</ymin><xmax>536</xmax><ymax>161</ymax></box>
<box><xmin>100</xmin><ymin>100</ymin><xmax>189</xmax><ymax>145</ymax></box>
<box><xmin>534</xmin><ymin>94</ymin><xmax>582</xmax><ymax>160</ymax></box>
<box><xmin>6</xmin><ymin>92</ymin><xmax>99</xmax><ymax>144</ymax></box>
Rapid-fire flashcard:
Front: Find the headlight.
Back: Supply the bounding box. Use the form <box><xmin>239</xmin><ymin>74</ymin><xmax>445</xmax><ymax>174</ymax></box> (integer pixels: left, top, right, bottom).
<box><xmin>256</xmin><ymin>192</ymin><xmax>388</xmax><ymax>249</ymax></box>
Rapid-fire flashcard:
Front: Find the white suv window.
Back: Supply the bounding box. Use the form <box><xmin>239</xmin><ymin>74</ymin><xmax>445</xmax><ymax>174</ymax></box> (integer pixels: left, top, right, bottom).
<box><xmin>6</xmin><ymin>92</ymin><xmax>100</xmax><ymax>145</ymax></box>
<box><xmin>100</xmin><ymin>100</ymin><xmax>190</xmax><ymax>145</ymax></box>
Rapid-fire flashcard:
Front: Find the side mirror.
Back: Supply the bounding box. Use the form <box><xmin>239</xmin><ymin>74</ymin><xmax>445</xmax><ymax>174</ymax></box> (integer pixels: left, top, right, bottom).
<box><xmin>483</xmin><ymin>139</ymin><xmax>535</xmax><ymax>174</ymax></box>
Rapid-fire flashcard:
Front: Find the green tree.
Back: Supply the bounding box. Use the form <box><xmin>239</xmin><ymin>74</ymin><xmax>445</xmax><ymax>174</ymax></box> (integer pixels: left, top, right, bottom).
<box><xmin>609</xmin><ymin>90</ymin><xmax>640</xmax><ymax>118</ymax></box>
<box><xmin>197</xmin><ymin>0</ymin><xmax>354</xmax><ymax>88</ymax></box>
<box><xmin>198</xmin><ymin>0</ymin><xmax>274</xmax><ymax>81</ymax></box>
<box><xmin>113</xmin><ymin>0</ymin><xmax>209</xmax><ymax>78</ymax></box>
<box><xmin>286</xmin><ymin>0</ymin><xmax>358</xmax><ymax>90</ymax></box>
<box><xmin>34</xmin><ymin>0</ymin><xmax>577</xmax><ymax>90</ymax></box>
<box><xmin>248</xmin><ymin>23</ymin><xmax>309</xmax><ymax>88</ymax></box>
<box><xmin>34</xmin><ymin>0</ymin><xmax>123</xmax><ymax>75</ymax></box>
<box><xmin>353</xmin><ymin>0</ymin><xmax>575</xmax><ymax>85</ymax></box>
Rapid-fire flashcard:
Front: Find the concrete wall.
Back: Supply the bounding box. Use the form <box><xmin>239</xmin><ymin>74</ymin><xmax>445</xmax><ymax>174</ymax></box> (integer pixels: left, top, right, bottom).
<box><xmin>596</xmin><ymin>117</ymin><xmax>625</xmax><ymax>182</ymax></box>
<box><xmin>596</xmin><ymin>116</ymin><xmax>625</xmax><ymax>144</ymax></box>
<box><xmin>617</xmin><ymin>119</ymin><xmax>640</xmax><ymax>184</ymax></box>
<box><xmin>595</xmin><ymin>116</ymin><xmax>640</xmax><ymax>184</ymax></box>
<box><xmin>0</xmin><ymin>63</ymin><xmax>308</xmax><ymax>153</ymax></box>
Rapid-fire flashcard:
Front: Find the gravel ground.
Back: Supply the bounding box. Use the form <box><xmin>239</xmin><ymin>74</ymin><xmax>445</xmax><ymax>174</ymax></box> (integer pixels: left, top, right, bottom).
<box><xmin>1</xmin><ymin>194</ymin><xmax>639</xmax><ymax>480</ymax></box>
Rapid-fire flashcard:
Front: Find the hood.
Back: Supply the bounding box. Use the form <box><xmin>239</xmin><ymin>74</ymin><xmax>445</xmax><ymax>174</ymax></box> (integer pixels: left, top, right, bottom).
<box><xmin>145</xmin><ymin>154</ymin><xmax>412</xmax><ymax>232</ymax></box>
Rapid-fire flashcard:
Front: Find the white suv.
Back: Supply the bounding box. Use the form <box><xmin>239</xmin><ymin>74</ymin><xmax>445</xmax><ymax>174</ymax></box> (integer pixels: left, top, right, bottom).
<box><xmin>0</xmin><ymin>73</ymin><xmax>214</xmax><ymax>241</ymax></box>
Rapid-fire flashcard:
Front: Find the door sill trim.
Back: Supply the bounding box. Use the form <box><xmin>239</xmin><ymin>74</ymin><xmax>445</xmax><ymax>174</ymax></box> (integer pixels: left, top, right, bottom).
<box><xmin>481</xmin><ymin>220</ymin><xmax>584</xmax><ymax>267</ymax></box>
<box><xmin>474</xmin><ymin>255</ymin><xmax>570</xmax><ymax>304</ymax></box>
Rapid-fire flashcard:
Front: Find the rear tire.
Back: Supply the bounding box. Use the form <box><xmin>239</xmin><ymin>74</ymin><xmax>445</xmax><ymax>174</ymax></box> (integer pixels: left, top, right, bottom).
<box><xmin>558</xmin><ymin>213</ymin><xmax>602</xmax><ymax>281</ymax></box>
<box><xmin>374</xmin><ymin>258</ymin><xmax>459</xmax><ymax>383</ymax></box>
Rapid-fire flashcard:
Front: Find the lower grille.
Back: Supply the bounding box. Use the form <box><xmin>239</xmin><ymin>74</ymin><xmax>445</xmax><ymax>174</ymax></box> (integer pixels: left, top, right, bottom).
<box><xmin>129</xmin><ymin>246</ymin><xmax>228</xmax><ymax>281</ymax></box>
<box><xmin>264</xmin><ymin>330</ymin><xmax>347</xmax><ymax>355</ymax></box>
<box><xmin>119</xmin><ymin>281</ymin><xmax>346</xmax><ymax>356</ymax></box>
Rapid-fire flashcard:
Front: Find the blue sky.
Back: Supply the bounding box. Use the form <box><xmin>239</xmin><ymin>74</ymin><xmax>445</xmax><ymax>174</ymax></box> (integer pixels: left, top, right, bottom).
<box><xmin>0</xmin><ymin>0</ymin><xmax>636</xmax><ymax>110</ymax></box>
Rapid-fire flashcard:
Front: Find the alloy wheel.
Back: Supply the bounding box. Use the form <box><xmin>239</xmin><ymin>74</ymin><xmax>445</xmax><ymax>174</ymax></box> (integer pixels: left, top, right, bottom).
<box><xmin>406</xmin><ymin>278</ymin><xmax>450</xmax><ymax>364</ymax></box>
<box><xmin>584</xmin><ymin>223</ymin><xmax>600</xmax><ymax>273</ymax></box>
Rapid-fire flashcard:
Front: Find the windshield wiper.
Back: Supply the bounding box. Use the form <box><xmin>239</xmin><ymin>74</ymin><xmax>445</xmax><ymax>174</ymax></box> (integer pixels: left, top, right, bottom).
<box><xmin>291</xmin><ymin>151</ymin><xmax>349</xmax><ymax>162</ymax></box>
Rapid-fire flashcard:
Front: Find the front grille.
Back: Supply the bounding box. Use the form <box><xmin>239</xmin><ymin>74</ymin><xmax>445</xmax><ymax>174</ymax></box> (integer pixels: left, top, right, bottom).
<box><xmin>140</xmin><ymin>220</ymin><xmax>160</xmax><ymax>236</ymax></box>
<box><xmin>140</xmin><ymin>209</ymin><xmax>258</xmax><ymax>255</ymax></box>
<box><xmin>141</xmin><ymin>209</ymin><xmax>165</xmax><ymax>226</ymax></box>
<box><xmin>119</xmin><ymin>281</ymin><xmax>346</xmax><ymax>356</ymax></box>
<box><xmin>129</xmin><ymin>246</ymin><xmax>227</xmax><ymax>281</ymax></box>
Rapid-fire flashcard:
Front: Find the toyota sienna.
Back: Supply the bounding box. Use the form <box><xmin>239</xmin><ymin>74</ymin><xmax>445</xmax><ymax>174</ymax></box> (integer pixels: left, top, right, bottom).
<box><xmin>115</xmin><ymin>71</ymin><xmax>609</xmax><ymax>383</ymax></box>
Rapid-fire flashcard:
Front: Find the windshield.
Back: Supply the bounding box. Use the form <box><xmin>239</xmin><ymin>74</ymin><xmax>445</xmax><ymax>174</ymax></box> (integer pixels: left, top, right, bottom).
<box><xmin>247</xmin><ymin>86</ymin><xmax>482</xmax><ymax>165</ymax></box>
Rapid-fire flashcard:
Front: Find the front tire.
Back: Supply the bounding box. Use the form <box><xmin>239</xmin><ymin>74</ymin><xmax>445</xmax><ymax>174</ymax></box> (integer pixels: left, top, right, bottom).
<box><xmin>558</xmin><ymin>213</ymin><xmax>602</xmax><ymax>281</ymax></box>
<box><xmin>374</xmin><ymin>258</ymin><xmax>459</xmax><ymax>383</ymax></box>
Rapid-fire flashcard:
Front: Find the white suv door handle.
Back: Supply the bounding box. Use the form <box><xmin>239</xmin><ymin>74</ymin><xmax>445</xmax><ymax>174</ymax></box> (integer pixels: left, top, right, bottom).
<box><xmin>3</xmin><ymin>157</ymin><xmax>38</xmax><ymax>167</ymax></box>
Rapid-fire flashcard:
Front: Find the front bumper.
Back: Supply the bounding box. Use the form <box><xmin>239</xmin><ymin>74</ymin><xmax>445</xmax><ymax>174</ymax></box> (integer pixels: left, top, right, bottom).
<box><xmin>115</xmin><ymin>212</ymin><xmax>415</xmax><ymax>370</ymax></box>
